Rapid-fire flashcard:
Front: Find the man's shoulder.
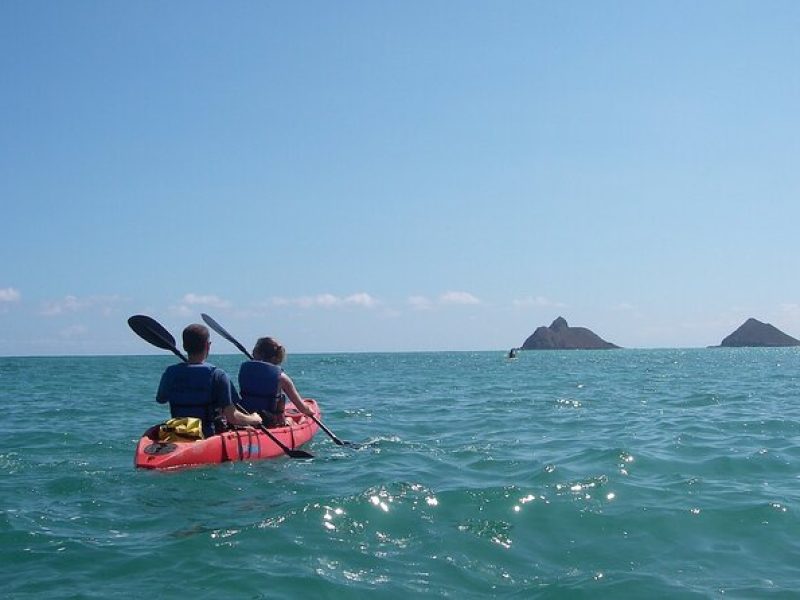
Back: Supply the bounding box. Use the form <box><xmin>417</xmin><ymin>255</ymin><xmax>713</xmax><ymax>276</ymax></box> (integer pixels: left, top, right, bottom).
<box><xmin>205</xmin><ymin>364</ymin><xmax>232</xmax><ymax>382</ymax></box>
<box><xmin>164</xmin><ymin>362</ymin><xmax>228</xmax><ymax>378</ymax></box>
<box><xmin>194</xmin><ymin>361</ymin><xmax>224</xmax><ymax>372</ymax></box>
<box><xmin>162</xmin><ymin>362</ymin><xmax>187</xmax><ymax>376</ymax></box>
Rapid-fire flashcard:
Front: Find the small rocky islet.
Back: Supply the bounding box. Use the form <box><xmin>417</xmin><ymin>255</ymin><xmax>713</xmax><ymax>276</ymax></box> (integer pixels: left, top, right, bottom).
<box><xmin>521</xmin><ymin>317</ymin><xmax>619</xmax><ymax>350</ymax></box>
<box><xmin>518</xmin><ymin>316</ymin><xmax>800</xmax><ymax>350</ymax></box>
<box><xmin>717</xmin><ymin>317</ymin><xmax>800</xmax><ymax>347</ymax></box>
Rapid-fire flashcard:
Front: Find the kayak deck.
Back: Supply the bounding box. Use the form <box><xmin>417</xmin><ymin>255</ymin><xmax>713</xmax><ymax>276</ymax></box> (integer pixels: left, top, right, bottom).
<box><xmin>135</xmin><ymin>399</ymin><xmax>320</xmax><ymax>470</ymax></box>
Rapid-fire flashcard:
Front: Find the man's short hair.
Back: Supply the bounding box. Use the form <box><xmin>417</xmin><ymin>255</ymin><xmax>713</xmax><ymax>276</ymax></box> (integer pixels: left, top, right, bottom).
<box><xmin>183</xmin><ymin>324</ymin><xmax>209</xmax><ymax>354</ymax></box>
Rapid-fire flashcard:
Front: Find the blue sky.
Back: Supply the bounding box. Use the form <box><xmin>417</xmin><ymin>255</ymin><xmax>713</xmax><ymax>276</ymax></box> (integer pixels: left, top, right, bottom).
<box><xmin>1</xmin><ymin>1</ymin><xmax>799</xmax><ymax>355</ymax></box>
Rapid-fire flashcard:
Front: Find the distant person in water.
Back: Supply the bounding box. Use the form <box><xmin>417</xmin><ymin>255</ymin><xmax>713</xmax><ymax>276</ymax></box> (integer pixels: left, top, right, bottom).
<box><xmin>156</xmin><ymin>324</ymin><xmax>262</xmax><ymax>436</ymax></box>
<box><xmin>238</xmin><ymin>336</ymin><xmax>314</xmax><ymax>428</ymax></box>
<box><xmin>508</xmin><ymin>348</ymin><xmax>517</xmax><ymax>359</ymax></box>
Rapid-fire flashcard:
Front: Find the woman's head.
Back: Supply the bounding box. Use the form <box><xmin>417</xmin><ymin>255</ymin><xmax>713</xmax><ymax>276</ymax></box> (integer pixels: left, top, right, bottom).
<box><xmin>253</xmin><ymin>337</ymin><xmax>285</xmax><ymax>364</ymax></box>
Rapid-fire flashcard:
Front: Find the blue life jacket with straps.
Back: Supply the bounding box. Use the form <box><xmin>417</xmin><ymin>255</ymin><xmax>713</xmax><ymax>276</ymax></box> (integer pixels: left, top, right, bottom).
<box><xmin>157</xmin><ymin>363</ymin><xmax>222</xmax><ymax>437</ymax></box>
<box><xmin>238</xmin><ymin>360</ymin><xmax>282</xmax><ymax>415</ymax></box>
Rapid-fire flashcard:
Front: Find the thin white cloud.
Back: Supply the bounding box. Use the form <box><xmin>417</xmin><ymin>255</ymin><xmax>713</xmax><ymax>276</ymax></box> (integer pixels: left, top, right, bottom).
<box><xmin>182</xmin><ymin>293</ymin><xmax>231</xmax><ymax>309</ymax></box>
<box><xmin>42</xmin><ymin>295</ymin><xmax>81</xmax><ymax>316</ymax></box>
<box><xmin>408</xmin><ymin>295</ymin><xmax>434</xmax><ymax>310</ymax></box>
<box><xmin>272</xmin><ymin>292</ymin><xmax>378</xmax><ymax>309</ymax></box>
<box><xmin>0</xmin><ymin>287</ymin><xmax>21</xmax><ymax>303</ymax></box>
<box><xmin>0</xmin><ymin>287</ymin><xmax>21</xmax><ymax>313</ymax></box>
<box><xmin>168</xmin><ymin>304</ymin><xmax>194</xmax><ymax>318</ymax></box>
<box><xmin>439</xmin><ymin>291</ymin><xmax>481</xmax><ymax>305</ymax></box>
<box><xmin>612</xmin><ymin>302</ymin><xmax>636</xmax><ymax>311</ymax></box>
<box><xmin>169</xmin><ymin>292</ymin><xmax>232</xmax><ymax>317</ymax></box>
<box><xmin>272</xmin><ymin>294</ymin><xmax>333</xmax><ymax>308</ymax></box>
<box><xmin>512</xmin><ymin>295</ymin><xmax>565</xmax><ymax>309</ymax></box>
<box><xmin>310</xmin><ymin>294</ymin><xmax>339</xmax><ymax>308</ymax></box>
<box><xmin>41</xmin><ymin>294</ymin><xmax>122</xmax><ymax>317</ymax></box>
<box><xmin>345</xmin><ymin>293</ymin><xmax>377</xmax><ymax>308</ymax></box>
<box><xmin>409</xmin><ymin>292</ymin><xmax>481</xmax><ymax>310</ymax></box>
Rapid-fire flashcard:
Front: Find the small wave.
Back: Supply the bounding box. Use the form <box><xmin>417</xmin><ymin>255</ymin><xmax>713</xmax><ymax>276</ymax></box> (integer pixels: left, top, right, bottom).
<box><xmin>555</xmin><ymin>398</ymin><xmax>582</xmax><ymax>409</ymax></box>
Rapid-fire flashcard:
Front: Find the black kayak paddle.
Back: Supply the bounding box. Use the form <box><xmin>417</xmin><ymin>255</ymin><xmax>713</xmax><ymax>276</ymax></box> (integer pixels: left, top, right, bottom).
<box><xmin>128</xmin><ymin>315</ymin><xmax>187</xmax><ymax>362</ymax></box>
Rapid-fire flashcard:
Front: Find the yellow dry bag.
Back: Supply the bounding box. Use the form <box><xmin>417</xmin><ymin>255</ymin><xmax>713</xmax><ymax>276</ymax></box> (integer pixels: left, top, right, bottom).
<box><xmin>158</xmin><ymin>417</ymin><xmax>204</xmax><ymax>443</ymax></box>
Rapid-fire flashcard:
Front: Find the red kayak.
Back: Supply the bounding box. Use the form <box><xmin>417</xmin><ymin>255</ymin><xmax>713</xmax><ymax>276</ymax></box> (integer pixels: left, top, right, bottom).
<box><xmin>135</xmin><ymin>399</ymin><xmax>320</xmax><ymax>470</ymax></box>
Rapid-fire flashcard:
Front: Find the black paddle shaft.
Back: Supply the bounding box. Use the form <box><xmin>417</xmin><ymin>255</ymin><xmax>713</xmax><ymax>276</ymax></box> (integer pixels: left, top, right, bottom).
<box><xmin>201</xmin><ymin>313</ymin><xmax>253</xmax><ymax>359</ymax></box>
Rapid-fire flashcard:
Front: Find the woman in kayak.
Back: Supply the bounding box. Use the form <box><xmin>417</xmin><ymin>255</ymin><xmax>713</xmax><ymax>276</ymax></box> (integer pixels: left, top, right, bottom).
<box><xmin>237</xmin><ymin>336</ymin><xmax>314</xmax><ymax>427</ymax></box>
<box><xmin>157</xmin><ymin>324</ymin><xmax>262</xmax><ymax>436</ymax></box>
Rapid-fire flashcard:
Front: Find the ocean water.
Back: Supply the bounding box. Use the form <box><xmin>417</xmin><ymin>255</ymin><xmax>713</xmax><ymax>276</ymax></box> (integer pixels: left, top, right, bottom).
<box><xmin>2</xmin><ymin>348</ymin><xmax>800</xmax><ymax>599</ymax></box>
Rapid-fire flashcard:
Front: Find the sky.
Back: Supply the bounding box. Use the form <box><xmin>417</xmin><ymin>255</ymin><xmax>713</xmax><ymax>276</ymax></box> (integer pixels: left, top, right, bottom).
<box><xmin>1</xmin><ymin>1</ymin><xmax>799</xmax><ymax>356</ymax></box>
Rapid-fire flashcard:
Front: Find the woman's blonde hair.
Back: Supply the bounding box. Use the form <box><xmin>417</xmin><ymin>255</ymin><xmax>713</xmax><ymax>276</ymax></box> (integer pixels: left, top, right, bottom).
<box><xmin>253</xmin><ymin>337</ymin><xmax>285</xmax><ymax>364</ymax></box>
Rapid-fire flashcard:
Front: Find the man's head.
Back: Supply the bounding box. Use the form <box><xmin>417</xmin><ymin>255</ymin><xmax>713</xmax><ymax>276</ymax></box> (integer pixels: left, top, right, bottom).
<box><xmin>183</xmin><ymin>324</ymin><xmax>210</xmax><ymax>355</ymax></box>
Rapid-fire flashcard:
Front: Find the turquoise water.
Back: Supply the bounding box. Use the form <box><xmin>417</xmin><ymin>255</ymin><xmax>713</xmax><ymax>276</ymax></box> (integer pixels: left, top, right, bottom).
<box><xmin>2</xmin><ymin>348</ymin><xmax>800</xmax><ymax>598</ymax></box>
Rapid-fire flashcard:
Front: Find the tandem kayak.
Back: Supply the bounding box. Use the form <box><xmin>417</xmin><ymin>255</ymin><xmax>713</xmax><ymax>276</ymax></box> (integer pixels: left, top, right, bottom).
<box><xmin>135</xmin><ymin>399</ymin><xmax>320</xmax><ymax>470</ymax></box>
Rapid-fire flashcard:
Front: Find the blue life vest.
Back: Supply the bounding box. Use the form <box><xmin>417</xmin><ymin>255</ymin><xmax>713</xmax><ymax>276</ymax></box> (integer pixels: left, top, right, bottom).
<box><xmin>158</xmin><ymin>363</ymin><xmax>219</xmax><ymax>436</ymax></box>
<box><xmin>238</xmin><ymin>361</ymin><xmax>282</xmax><ymax>414</ymax></box>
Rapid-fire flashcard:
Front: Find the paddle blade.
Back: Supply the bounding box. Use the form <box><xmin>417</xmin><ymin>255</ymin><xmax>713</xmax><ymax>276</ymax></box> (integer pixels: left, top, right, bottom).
<box><xmin>286</xmin><ymin>448</ymin><xmax>315</xmax><ymax>459</ymax></box>
<box><xmin>256</xmin><ymin>423</ymin><xmax>314</xmax><ymax>459</ymax></box>
<box><xmin>310</xmin><ymin>414</ymin><xmax>362</xmax><ymax>449</ymax></box>
<box><xmin>128</xmin><ymin>315</ymin><xmax>187</xmax><ymax>362</ymax></box>
<box><xmin>201</xmin><ymin>313</ymin><xmax>253</xmax><ymax>359</ymax></box>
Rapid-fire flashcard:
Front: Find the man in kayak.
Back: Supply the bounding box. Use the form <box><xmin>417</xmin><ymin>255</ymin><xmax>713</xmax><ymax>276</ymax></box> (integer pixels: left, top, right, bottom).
<box><xmin>156</xmin><ymin>324</ymin><xmax>262</xmax><ymax>436</ymax></box>
<box><xmin>238</xmin><ymin>336</ymin><xmax>314</xmax><ymax>427</ymax></box>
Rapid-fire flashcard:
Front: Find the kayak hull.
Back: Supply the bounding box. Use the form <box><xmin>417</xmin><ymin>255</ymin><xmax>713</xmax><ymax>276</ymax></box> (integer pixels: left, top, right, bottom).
<box><xmin>135</xmin><ymin>399</ymin><xmax>320</xmax><ymax>470</ymax></box>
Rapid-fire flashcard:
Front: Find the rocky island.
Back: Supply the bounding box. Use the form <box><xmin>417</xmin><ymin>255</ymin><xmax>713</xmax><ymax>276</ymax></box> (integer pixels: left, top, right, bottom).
<box><xmin>719</xmin><ymin>318</ymin><xmax>800</xmax><ymax>347</ymax></box>
<box><xmin>521</xmin><ymin>317</ymin><xmax>620</xmax><ymax>350</ymax></box>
